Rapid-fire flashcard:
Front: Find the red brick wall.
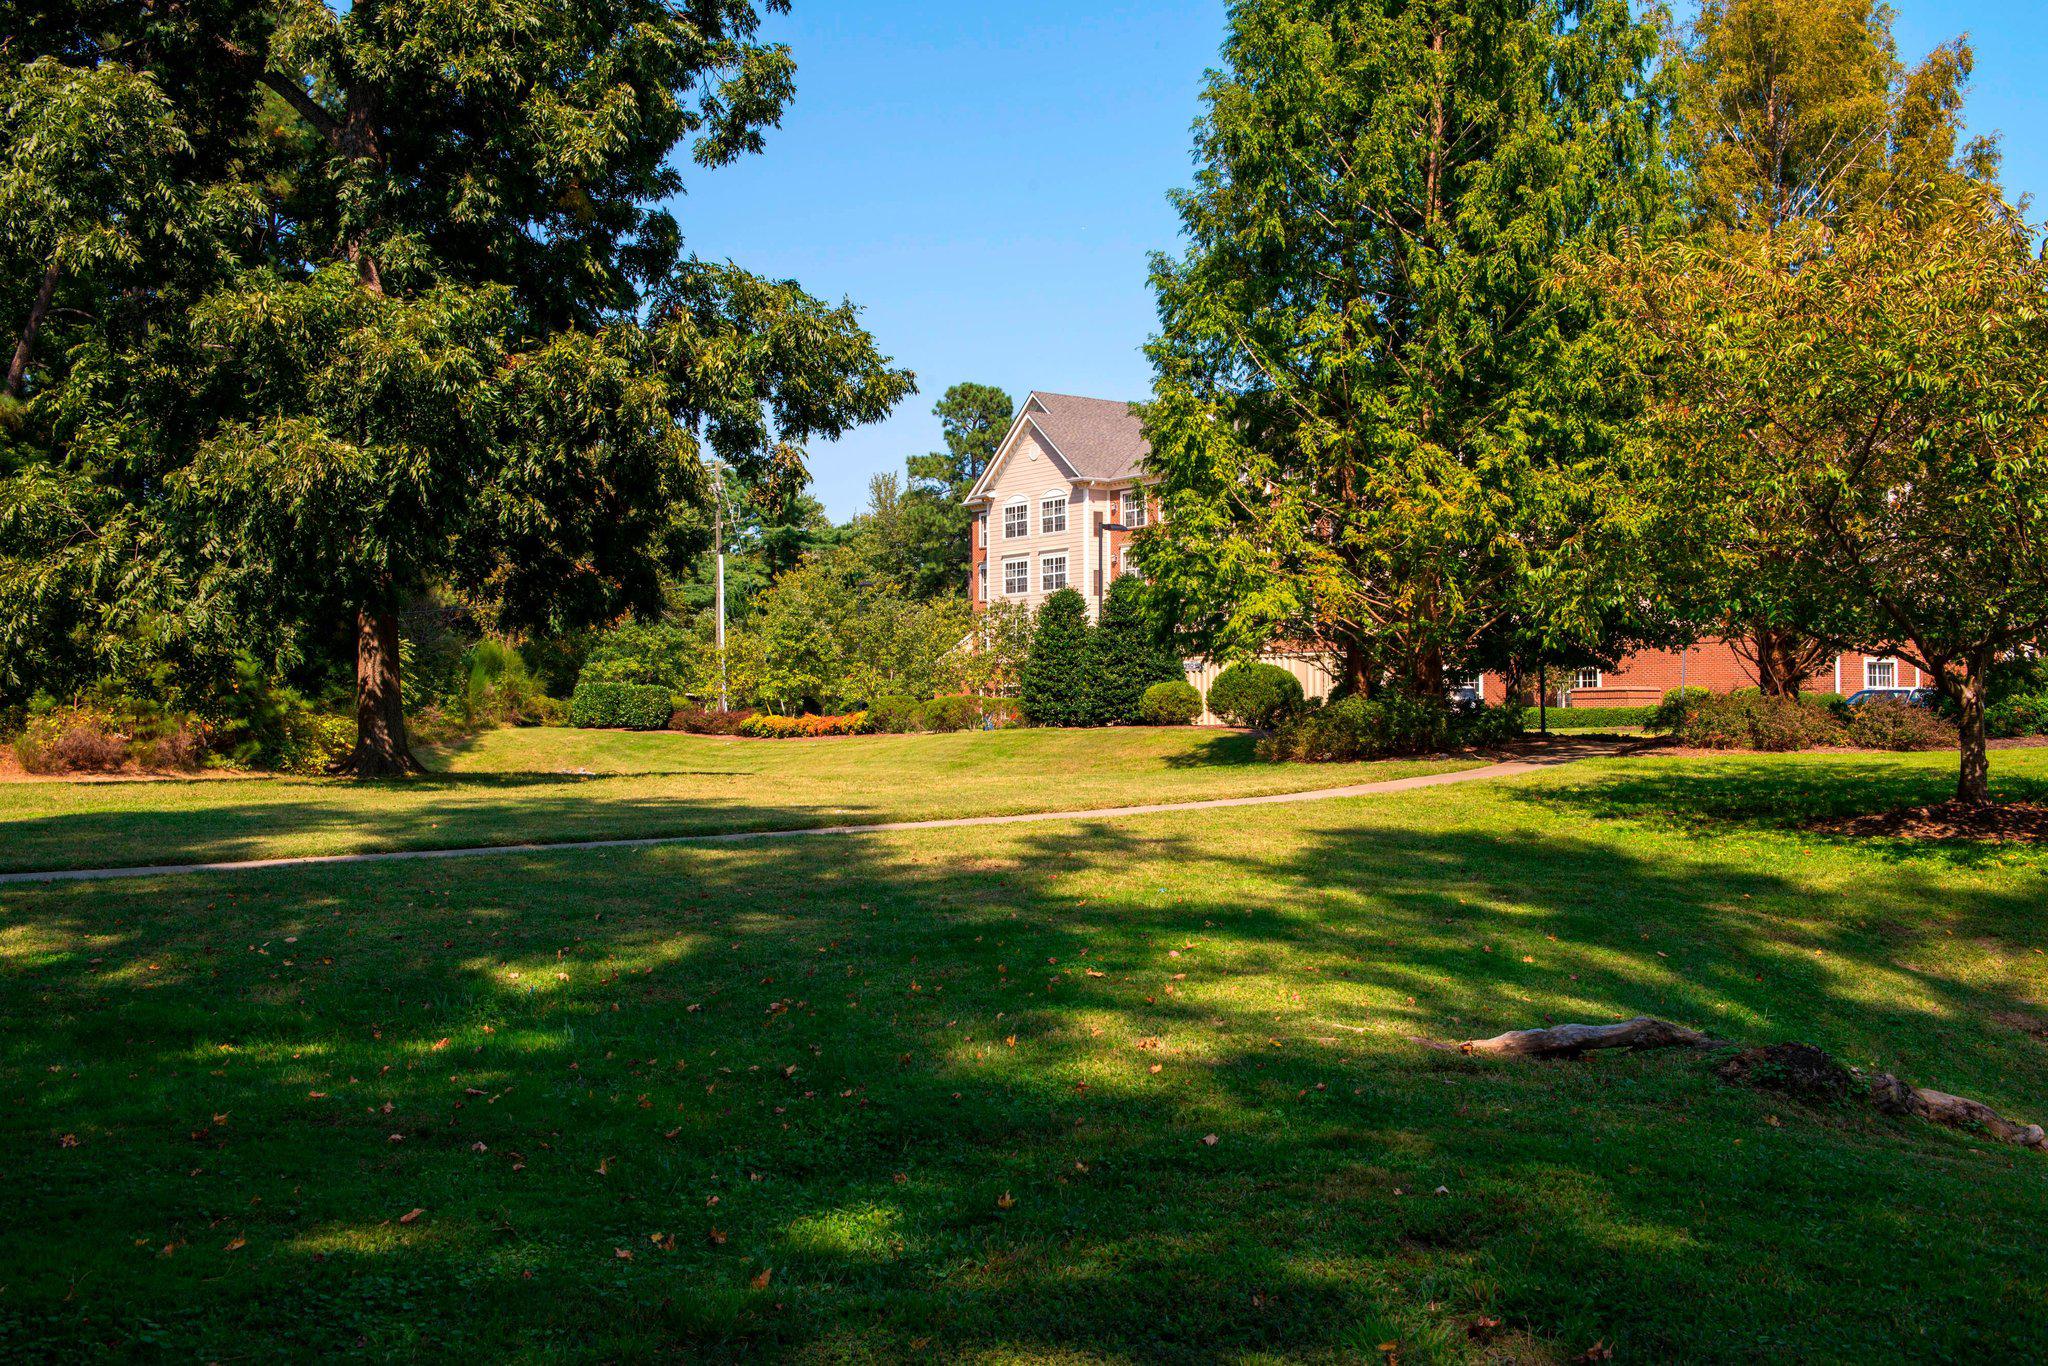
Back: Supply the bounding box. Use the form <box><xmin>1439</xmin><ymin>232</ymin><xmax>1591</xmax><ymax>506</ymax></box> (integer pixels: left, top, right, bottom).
<box><xmin>1480</xmin><ymin>641</ymin><xmax>1929</xmax><ymax>707</ymax></box>
<box><xmin>969</xmin><ymin>511</ymin><xmax>988</xmax><ymax>609</ymax></box>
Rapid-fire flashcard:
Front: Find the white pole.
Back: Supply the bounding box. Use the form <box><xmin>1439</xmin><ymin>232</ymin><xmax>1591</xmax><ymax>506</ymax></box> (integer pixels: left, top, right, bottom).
<box><xmin>713</xmin><ymin>461</ymin><xmax>728</xmax><ymax>713</ymax></box>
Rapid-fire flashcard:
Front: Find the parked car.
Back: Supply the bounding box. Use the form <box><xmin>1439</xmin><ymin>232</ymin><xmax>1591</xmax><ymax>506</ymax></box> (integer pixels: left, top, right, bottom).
<box><xmin>1844</xmin><ymin>687</ymin><xmax>1939</xmax><ymax>708</ymax></box>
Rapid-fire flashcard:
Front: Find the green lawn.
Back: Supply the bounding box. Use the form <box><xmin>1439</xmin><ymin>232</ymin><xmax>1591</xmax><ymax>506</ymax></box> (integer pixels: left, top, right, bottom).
<box><xmin>3</xmin><ymin>747</ymin><xmax>2047</xmax><ymax>1359</ymax></box>
<box><xmin>0</xmin><ymin>727</ymin><xmax>1477</xmax><ymax>875</ymax></box>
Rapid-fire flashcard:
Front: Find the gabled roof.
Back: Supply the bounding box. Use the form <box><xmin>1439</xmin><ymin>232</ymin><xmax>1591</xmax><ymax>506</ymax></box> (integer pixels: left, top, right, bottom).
<box><xmin>965</xmin><ymin>392</ymin><xmax>1150</xmax><ymax>504</ymax></box>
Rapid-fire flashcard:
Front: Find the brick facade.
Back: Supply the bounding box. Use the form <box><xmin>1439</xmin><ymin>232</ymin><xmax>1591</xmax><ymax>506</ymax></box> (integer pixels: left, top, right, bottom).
<box><xmin>1479</xmin><ymin>641</ymin><xmax>1930</xmax><ymax>708</ymax></box>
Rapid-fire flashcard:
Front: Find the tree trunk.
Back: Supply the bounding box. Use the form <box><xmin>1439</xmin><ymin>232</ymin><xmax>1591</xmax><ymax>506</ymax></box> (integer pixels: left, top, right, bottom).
<box><xmin>346</xmin><ymin>609</ymin><xmax>420</xmax><ymax>777</ymax></box>
<box><xmin>6</xmin><ymin>259</ymin><xmax>60</xmax><ymax>399</ymax></box>
<box><xmin>1956</xmin><ymin>661</ymin><xmax>1991</xmax><ymax>806</ymax></box>
<box><xmin>1410</xmin><ymin>644</ymin><xmax>1445</xmax><ymax>701</ymax></box>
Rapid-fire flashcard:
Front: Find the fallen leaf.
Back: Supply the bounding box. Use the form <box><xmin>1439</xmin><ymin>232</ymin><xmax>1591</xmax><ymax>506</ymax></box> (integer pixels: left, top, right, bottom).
<box><xmin>614</xmin><ymin>1247</ymin><xmax>634</xmax><ymax>1261</ymax></box>
<box><xmin>399</xmin><ymin>1208</ymin><xmax>424</xmax><ymax>1225</ymax></box>
<box><xmin>223</xmin><ymin>1236</ymin><xmax>246</xmax><ymax>1253</ymax></box>
<box><xmin>750</xmin><ymin>1267</ymin><xmax>772</xmax><ymax>1290</ymax></box>
<box><xmin>1202</xmin><ymin>1134</ymin><xmax>1219</xmax><ymax>1146</ymax></box>
<box><xmin>996</xmin><ymin>1191</ymin><xmax>1016</xmax><ymax>1209</ymax></box>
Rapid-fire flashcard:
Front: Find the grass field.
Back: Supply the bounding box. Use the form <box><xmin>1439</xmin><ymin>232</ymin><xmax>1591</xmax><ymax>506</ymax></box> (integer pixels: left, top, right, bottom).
<box><xmin>0</xmin><ymin>727</ymin><xmax>1477</xmax><ymax>875</ymax></box>
<box><xmin>4</xmin><ymin>743</ymin><xmax>2048</xmax><ymax>1359</ymax></box>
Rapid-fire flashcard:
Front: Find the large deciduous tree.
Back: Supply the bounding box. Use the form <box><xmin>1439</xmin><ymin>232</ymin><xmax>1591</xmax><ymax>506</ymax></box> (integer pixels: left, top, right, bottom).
<box><xmin>1655</xmin><ymin>0</ymin><xmax>1999</xmax><ymax>693</ymax></box>
<box><xmin>1138</xmin><ymin>0</ymin><xmax>1664</xmax><ymax>699</ymax></box>
<box><xmin>1598</xmin><ymin>195</ymin><xmax>2048</xmax><ymax>804</ymax></box>
<box><xmin>1</xmin><ymin>1</ymin><xmax>913</xmax><ymax>773</ymax></box>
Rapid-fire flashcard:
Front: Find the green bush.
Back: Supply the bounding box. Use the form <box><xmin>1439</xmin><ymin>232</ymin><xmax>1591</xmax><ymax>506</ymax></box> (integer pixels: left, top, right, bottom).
<box><xmin>1086</xmin><ymin>576</ymin><xmax>1183</xmax><ymax>724</ymax></box>
<box><xmin>1259</xmin><ymin>692</ymin><xmax>1510</xmax><ymax>762</ymax></box>
<box><xmin>1206</xmin><ymin>662</ymin><xmax>1305</xmax><ymax>728</ymax></box>
<box><xmin>1528</xmin><ymin>705</ymin><xmax>1658</xmax><ymax>730</ymax></box>
<box><xmin>1458</xmin><ymin>700</ymin><xmax>1527</xmax><ymax>747</ymax></box>
<box><xmin>920</xmin><ymin>696</ymin><xmax>987</xmax><ymax>733</ymax></box>
<box><xmin>1667</xmin><ymin>692</ymin><xmax>1846</xmax><ymax>751</ymax></box>
<box><xmin>866</xmin><ymin>696</ymin><xmax>928</xmax><ymax>734</ymax></box>
<box><xmin>1842</xmin><ymin>697</ymin><xmax>1956</xmax><ymax>751</ymax></box>
<box><xmin>1020</xmin><ymin>589</ymin><xmax>1095</xmax><ymax>727</ymax></box>
<box><xmin>569</xmin><ymin>681</ymin><xmax>673</xmax><ymax>730</ymax></box>
<box><xmin>1988</xmin><ymin>692</ymin><xmax>2048</xmax><ymax>739</ymax></box>
<box><xmin>1140</xmin><ymin>681</ymin><xmax>1202</xmax><ymax>726</ymax></box>
<box><xmin>13</xmin><ymin>706</ymin><xmax>133</xmax><ymax>774</ymax></box>
<box><xmin>1645</xmin><ymin>688</ymin><xmax>1713</xmax><ymax>734</ymax></box>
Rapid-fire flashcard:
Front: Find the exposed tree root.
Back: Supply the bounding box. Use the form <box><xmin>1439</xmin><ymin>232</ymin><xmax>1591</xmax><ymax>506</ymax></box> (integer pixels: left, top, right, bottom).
<box><xmin>1411</xmin><ymin>1015</ymin><xmax>1724</xmax><ymax>1058</ymax></box>
<box><xmin>1416</xmin><ymin>1016</ymin><xmax>2047</xmax><ymax>1152</ymax></box>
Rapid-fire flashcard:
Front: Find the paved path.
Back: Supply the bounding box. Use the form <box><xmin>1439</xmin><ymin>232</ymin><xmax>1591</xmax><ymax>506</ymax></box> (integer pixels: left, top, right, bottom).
<box><xmin>0</xmin><ymin>739</ymin><xmax>1631</xmax><ymax>888</ymax></box>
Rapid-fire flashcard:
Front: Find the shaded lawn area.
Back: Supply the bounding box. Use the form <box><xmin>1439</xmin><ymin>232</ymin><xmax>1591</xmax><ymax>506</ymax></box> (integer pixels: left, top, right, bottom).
<box><xmin>4</xmin><ymin>752</ymin><xmax>2048</xmax><ymax>1359</ymax></box>
<box><xmin>0</xmin><ymin>727</ymin><xmax>1477</xmax><ymax>875</ymax></box>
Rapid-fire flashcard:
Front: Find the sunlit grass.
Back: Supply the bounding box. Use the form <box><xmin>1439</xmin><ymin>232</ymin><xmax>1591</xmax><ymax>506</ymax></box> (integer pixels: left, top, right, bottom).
<box><xmin>1</xmin><ymin>747</ymin><xmax>2045</xmax><ymax>1358</ymax></box>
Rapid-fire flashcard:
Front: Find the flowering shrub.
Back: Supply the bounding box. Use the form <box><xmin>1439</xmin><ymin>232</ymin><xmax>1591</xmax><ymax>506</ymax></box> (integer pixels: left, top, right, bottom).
<box><xmin>737</xmin><ymin>712</ymin><xmax>870</xmax><ymax>739</ymax></box>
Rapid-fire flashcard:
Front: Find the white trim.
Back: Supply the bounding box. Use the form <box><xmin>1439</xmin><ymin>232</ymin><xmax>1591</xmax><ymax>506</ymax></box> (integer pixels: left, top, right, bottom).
<box><xmin>1039</xmin><ymin>552</ymin><xmax>1069</xmax><ymax>593</ymax></box>
<box><xmin>964</xmin><ymin>397</ymin><xmax>1082</xmax><ymax>504</ymax></box>
<box><xmin>1865</xmin><ymin>657</ymin><xmax>1899</xmax><ymax>690</ymax></box>
<box><xmin>1571</xmin><ymin>667</ymin><xmax>1603</xmax><ymax>692</ymax></box>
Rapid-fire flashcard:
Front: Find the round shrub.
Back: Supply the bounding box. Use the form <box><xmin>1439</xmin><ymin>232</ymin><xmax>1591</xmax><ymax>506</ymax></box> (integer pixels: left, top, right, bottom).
<box><xmin>568</xmin><ymin>681</ymin><xmax>673</xmax><ymax>730</ymax></box>
<box><xmin>866</xmin><ymin>696</ymin><xmax>927</xmax><ymax>734</ymax></box>
<box><xmin>1206</xmin><ymin>662</ymin><xmax>1305</xmax><ymax>728</ymax></box>
<box><xmin>1139</xmin><ymin>681</ymin><xmax>1202</xmax><ymax>726</ymax></box>
<box><xmin>1842</xmin><ymin>697</ymin><xmax>1956</xmax><ymax>751</ymax></box>
<box><xmin>1645</xmin><ymin>687</ymin><xmax>1712</xmax><ymax>734</ymax></box>
<box><xmin>920</xmin><ymin>696</ymin><xmax>985</xmax><ymax>733</ymax></box>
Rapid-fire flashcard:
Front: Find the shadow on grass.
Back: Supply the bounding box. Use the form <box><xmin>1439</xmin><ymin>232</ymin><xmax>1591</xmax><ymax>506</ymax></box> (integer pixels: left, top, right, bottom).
<box><xmin>4</xmin><ymin>774</ymin><xmax>2048</xmax><ymax>1358</ymax></box>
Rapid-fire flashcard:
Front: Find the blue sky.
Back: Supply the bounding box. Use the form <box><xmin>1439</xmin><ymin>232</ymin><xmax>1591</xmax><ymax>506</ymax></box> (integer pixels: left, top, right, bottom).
<box><xmin>680</xmin><ymin>2</ymin><xmax>2046</xmax><ymax>520</ymax></box>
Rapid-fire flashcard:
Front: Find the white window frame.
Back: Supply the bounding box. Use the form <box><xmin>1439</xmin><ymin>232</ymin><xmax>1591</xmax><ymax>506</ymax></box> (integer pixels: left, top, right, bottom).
<box><xmin>977</xmin><ymin>561</ymin><xmax>987</xmax><ymax>599</ymax></box>
<box><xmin>1572</xmin><ymin>668</ymin><xmax>1603</xmax><ymax>692</ymax></box>
<box><xmin>1040</xmin><ymin>493</ymin><xmax>1068</xmax><ymax>535</ymax></box>
<box><xmin>1039</xmin><ymin>553</ymin><xmax>1069</xmax><ymax>593</ymax></box>
<box><xmin>1122</xmin><ymin>488</ymin><xmax>1148</xmax><ymax>528</ymax></box>
<box><xmin>1003</xmin><ymin>500</ymin><xmax>1028</xmax><ymax>540</ymax></box>
<box><xmin>1002</xmin><ymin>557</ymin><xmax>1029</xmax><ymax>597</ymax></box>
<box><xmin>1866</xmin><ymin>658</ymin><xmax>1898</xmax><ymax>690</ymax></box>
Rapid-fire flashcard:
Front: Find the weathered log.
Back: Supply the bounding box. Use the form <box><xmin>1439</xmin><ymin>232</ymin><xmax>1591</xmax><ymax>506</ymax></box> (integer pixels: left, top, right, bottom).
<box><xmin>1415</xmin><ymin>1016</ymin><xmax>2048</xmax><ymax>1153</ymax></box>
<box><xmin>1867</xmin><ymin>1072</ymin><xmax>2047</xmax><ymax>1150</ymax></box>
<box><xmin>1418</xmin><ymin>1015</ymin><xmax>1724</xmax><ymax>1058</ymax></box>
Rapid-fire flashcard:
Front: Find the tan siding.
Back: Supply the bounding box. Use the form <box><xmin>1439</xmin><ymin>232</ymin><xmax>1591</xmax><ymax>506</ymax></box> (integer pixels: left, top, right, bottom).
<box><xmin>979</xmin><ymin>425</ymin><xmax>1087</xmax><ymax>612</ymax></box>
<box><xmin>1184</xmin><ymin>652</ymin><xmax>1341</xmax><ymax>726</ymax></box>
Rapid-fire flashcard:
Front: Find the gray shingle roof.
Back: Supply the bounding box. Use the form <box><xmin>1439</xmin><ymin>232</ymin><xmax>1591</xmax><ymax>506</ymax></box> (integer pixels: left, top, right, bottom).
<box><xmin>1023</xmin><ymin>392</ymin><xmax>1148</xmax><ymax>482</ymax></box>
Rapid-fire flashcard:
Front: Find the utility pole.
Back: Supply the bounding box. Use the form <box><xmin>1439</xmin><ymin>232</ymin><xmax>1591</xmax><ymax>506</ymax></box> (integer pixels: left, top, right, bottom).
<box><xmin>711</xmin><ymin>459</ymin><xmax>729</xmax><ymax>713</ymax></box>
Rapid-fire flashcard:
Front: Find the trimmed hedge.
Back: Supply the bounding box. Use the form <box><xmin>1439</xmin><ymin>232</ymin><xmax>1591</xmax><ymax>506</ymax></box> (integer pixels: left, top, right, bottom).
<box><xmin>569</xmin><ymin>681</ymin><xmax>673</xmax><ymax>730</ymax></box>
<box><xmin>738</xmin><ymin>712</ymin><xmax>871</xmax><ymax>739</ymax></box>
<box><xmin>1140</xmin><ymin>681</ymin><xmax>1202</xmax><ymax>726</ymax></box>
<box><xmin>1207</xmin><ymin>662</ymin><xmax>1304</xmax><ymax>728</ymax></box>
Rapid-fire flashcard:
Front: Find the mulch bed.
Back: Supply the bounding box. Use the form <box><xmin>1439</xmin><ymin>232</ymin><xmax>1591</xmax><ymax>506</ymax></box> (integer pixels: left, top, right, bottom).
<box><xmin>1807</xmin><ymin>801</ymin><xmax>2048</xmax><ymax>845</ymax></box>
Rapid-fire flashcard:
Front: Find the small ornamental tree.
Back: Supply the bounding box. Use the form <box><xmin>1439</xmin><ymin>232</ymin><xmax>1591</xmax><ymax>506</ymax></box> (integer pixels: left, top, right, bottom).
<box><xmin>1598</xmin><ymin>194</ymin><xmax>2048</xmax><ymax>804</ymax></box>
<box><xmin>1020</xmin><ymin>588</ymin><xmax>1094</xmax><ymax>727</ymax></box>
<box><xmin>1086</xmin><ymin>576</ymin><xmax>1183</xmax><ymax>725</ymax></box>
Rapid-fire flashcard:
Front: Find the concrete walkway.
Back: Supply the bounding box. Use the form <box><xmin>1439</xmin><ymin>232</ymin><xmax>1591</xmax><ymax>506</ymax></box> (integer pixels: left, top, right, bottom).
<box><xmin>0</xmin><ymin>738</ymin><xmax>1632</xmax><ymax>888</ymax></box>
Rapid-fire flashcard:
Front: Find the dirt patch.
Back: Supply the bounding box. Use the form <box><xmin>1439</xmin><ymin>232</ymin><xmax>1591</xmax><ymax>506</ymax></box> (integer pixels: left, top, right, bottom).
<box><xmin>1715</xmin><ymin>1043</ymin><xmax>1854</xmax><ymax>1102</ymax></box>
<box><xmin>1805</xmin><ymin>801</ymin><xmax>2048</xmax><ymax>845</ymax></box>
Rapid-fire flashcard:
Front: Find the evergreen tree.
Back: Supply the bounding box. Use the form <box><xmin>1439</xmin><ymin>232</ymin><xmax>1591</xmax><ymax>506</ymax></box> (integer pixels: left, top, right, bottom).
<box><xmin>894</xmin><ymin>382</ymin><xmax>1013</xmax><ymax>599</ymax></box>
<box><xmin>1087</xmin><ymin>576</ymin><xmax>1183</xmax><ymax>725</ymax></box>
<box><xmin>1020</xmin><ymin>588</ymin><xmax>1093</xmax><ymax>728</ymax></box>
<box><xmin>1139</xmin><ymin>0</ymin><xmax>1665</xmax><ymax>698</ymax></box>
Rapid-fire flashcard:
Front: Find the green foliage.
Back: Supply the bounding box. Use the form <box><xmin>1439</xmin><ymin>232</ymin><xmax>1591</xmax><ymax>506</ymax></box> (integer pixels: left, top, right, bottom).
<box><xmin>942</xmin><ymin>600</ymin><xmax>1034</xmax><ymax>700</ymax></box>
<box><xmin>13</xmin><ymin>706</ymin><xmax>134</xmax><ymax>774</ymax></box>
<box><xmin>1084</xmin><ymin>576</ymin><xmax>1184</xmax><ymax>726</ymax></box>
<box><xmin>1205</xmin><ymin>663</ymin><xmax>1304</xmax><ymax>729</ymax></box>
<box><xmin>1019</xmin><ymin>589</ymin><xmax>1094</xmax><ymax>728</ymax></box>
<box><xmin>1987</xmin><ymin>693</ymin><xmax>2048</xmax><ymax>741</ymax></box>
<box><xmin>755</xmin><ymin>546</ymin><xmax>974</xmax><ymax>714</ymax></box>
<box><xmin>1597</xmin><ymin>194</ymin><xmax>2048</xmax><ymax>799</ymax></box>
<box><xmin>568</xmin><ymin>681</ymin><xmax>672</xmax><ymax>732</ymax></box>
<box><xmin>1664</xmin><ymin>693</ymin><xmax>1847</xmax><ymax>752</ymax></box>
<box><xmin>0</xmin><ymin>3</ymin><xmax>913</xmax><ymax>772</ymax></box>
<box><xmin>1842</xmin><ymin>699</ymin><xmax>1957</xmax><ymax>753</ymax></box>
<box><xmin>921</xmin><ymin>696</ymin><xmax>996</xmax><ymax>734</ymax></box>
<box><xmin>1259</xmin><ymin>693</ymin><xmax>1515</xmax><ymax>762</ymax></box>
<box><xmin>865</xmin><ymin>697</ymin><xmax>927</xmax><ymax>735</ymax></box>
<box><xmin>1140</xmin><ymin>0</ymin><xmax>1667</xmax><ymax>692</ymax></box>
<box><xmin>1528</xmin><ymin>705</ymin><xmax>1658</xmax><ymax>731</ymax></box>
<box><xmin>1139</xmin><ymin>681</ymin><xmax>1203</xmax><ymax>727</ymax></box>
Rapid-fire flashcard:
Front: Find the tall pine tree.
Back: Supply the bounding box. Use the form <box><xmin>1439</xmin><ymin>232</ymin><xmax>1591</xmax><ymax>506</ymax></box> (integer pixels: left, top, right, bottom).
<box><xmin>1087</xmin><ymin>576</ymin><xmax>1183</xmax><ymax>725</ymax></box>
